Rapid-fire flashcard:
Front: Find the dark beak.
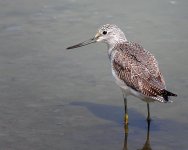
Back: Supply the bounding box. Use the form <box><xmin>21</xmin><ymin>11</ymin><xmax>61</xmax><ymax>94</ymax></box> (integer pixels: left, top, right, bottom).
<box><xmin>66</xmin><ymin>37</ymin><xmax>97</xmax><ymax>50</ymax></box>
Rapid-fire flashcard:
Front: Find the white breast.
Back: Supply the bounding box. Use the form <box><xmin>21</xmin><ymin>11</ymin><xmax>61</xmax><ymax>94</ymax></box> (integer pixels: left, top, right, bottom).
<box><xmin>110</xmin><ymin>51</ymin><xmax>131</xmax><ymax>95</ymax></box>
<box><xmin>110</xmin><ymin>50</ymin><xmax>155</xmax><ymax>102</ymax></box>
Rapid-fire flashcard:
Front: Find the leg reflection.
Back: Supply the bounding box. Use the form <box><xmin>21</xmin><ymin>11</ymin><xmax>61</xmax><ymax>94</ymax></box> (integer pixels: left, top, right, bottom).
<box><xmin>123</xmin><ymin>123</ymin><xmax>129</xmax><ymax>150</ymax></box>
<box><xmin>123</xmin><ymin>120</ymin><xmax>152</xmax><ymax>150</ymax></box>
<box><xmin>139</xmin><ymin>120</ymin><xmax>152</xmax><ymax>150</ymax></box>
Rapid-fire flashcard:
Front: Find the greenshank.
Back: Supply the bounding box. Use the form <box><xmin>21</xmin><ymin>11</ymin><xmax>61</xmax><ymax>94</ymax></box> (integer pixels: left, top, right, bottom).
<box><xmin>67</xmin><ymin>24</ymin><xmax>177</xmax><ymax>124</ymax></box>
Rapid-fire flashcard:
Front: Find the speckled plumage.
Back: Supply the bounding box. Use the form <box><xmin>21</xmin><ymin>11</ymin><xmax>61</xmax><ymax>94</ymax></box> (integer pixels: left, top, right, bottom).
<box><xmin>67</xmin><ymin>24</ymin><xmax>177</xmax><ymax>122</ymax></box>
<box><xmin>96</xmin><ymin>24</ymin><xmax>176</xmax><ymax>103</ymax></box>
<box><xmin>111</xmin><ymin>42</ymin><xmax>167</xmax><ymax>102</ymax></box>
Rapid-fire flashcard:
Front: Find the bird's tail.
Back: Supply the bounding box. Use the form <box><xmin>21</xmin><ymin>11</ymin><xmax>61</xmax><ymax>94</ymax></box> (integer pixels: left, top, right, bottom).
<box><xmin>162</xmin><ymin>90</ymin><xmax>177</xmax><ymax>102</ymax></box>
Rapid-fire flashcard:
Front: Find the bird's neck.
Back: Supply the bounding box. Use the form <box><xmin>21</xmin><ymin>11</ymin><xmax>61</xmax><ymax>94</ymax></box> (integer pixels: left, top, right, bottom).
<box><xmin>107</xmin><ymin>37</ymin><xmax>127</xmax><ymax>59</ymax></box>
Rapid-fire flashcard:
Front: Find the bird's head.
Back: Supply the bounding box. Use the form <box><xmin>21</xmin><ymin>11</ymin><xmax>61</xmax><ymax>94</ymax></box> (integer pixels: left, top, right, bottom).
<box><xmin>66</xmin><ymin>24</ymin><xmax>127</xmax><ymax>50</ymax></box>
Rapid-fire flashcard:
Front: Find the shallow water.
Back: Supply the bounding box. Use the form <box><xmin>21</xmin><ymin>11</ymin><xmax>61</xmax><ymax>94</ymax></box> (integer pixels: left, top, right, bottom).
<box><xmin>0</xmin><ymin>0</ymin><xmax>188</xmax><ymax>149</ymax></box>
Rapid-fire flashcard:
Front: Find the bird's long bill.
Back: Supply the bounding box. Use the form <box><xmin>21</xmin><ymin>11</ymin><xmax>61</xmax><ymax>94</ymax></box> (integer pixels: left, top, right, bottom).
<box><xmin>66</xmin><ymin>37</ymin><xmax>96</xmax><ymax>50</ymax></box>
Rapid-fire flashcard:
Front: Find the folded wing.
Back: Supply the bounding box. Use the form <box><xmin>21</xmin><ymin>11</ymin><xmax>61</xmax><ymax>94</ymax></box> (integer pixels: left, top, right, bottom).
<box><xmin>112</xmin><ymin>42</ymin><xmax>169</xmax><ymax>101</ymax></box>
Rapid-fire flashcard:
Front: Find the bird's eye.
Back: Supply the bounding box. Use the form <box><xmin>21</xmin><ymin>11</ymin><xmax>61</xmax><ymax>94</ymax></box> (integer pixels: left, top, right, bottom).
<box><xmin>103</xmin><ymin>31</ymin><xmax>107</xmax><ymax>35</ymax></box>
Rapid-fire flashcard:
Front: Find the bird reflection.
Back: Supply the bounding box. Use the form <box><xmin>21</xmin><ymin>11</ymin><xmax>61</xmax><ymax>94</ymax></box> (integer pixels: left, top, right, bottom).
<box><xmin>123</xmin><ymin>124</ymin><xmax>129</xmax><ymax>150</ymax></box>
<box><xmin>123</xmin><ymin>120</ymin><xmax>152</xmax><ymax>150</ymax></box>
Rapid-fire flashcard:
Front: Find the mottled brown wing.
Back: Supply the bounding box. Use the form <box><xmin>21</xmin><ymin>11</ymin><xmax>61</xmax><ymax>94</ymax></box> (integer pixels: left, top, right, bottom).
<box><xmin>117</xmin><ymin>42</ymin><xmax>165</xmax><ymax>85</ymax></box>
<box><xmin>112</xmin><ymin>44</ymin><xmax>166</xmax><ymax>97</ymax></box>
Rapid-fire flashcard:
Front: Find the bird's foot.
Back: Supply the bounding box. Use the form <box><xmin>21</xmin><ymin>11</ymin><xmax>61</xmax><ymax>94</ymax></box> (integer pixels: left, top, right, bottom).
<box><xmin>124</xmin><ymin>113</ymin><xmax>129</xmax><ymax>125</ymax></box>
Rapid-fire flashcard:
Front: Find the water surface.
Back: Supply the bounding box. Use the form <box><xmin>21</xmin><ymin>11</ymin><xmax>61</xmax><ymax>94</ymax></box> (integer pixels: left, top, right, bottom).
<box><xmin>0</xmin><ymin>0</ymin><xmax>187</xmax><ymax>149</ymax></box>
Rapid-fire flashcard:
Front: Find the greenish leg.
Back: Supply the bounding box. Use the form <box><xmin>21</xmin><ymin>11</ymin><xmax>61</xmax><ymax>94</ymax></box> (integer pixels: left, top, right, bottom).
<box><xmin>123</xmin><ymin>96</ymin><xmax>128</xmax><ymax>125</ymax></box>
<box><xmin>147</xmin><ymin>103</ymin><xmax>151</xmax><ymax>122</ymax></box>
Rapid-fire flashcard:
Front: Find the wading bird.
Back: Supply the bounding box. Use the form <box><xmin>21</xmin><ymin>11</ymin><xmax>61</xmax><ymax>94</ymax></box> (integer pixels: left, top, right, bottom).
<box><xmin>67</xmin><ymin>24</ymin><xmax>177</xmax><ymax>124</ymax></box>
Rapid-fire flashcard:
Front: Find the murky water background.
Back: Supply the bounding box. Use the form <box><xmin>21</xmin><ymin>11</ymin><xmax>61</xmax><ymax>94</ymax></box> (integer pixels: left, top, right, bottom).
<box><xmin>0</xmin><ymin>0</ymin><xmax>188</xmax><ymax>149</ymax></box>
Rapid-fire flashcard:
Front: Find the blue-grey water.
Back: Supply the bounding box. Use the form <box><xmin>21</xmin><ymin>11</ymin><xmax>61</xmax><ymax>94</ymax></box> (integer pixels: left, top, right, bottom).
<box><xmin>0</xmin><ymin>0</ymin><xmax>187</xmax><ymax>149</ymax></box>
